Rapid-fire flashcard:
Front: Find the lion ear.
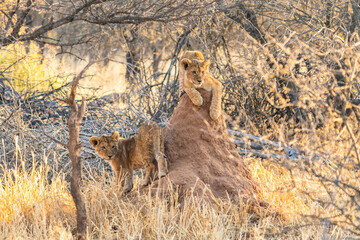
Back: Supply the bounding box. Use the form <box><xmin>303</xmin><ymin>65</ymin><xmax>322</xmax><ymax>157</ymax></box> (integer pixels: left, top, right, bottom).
<box><xmin>193</xmin><ymin>51</ymin><xmax>205</xmax><ymax>60</ymax></box>
<box><xmin>181</xmin><ymin>58</ymin><xmax>192</xmax><ymax>70</ymax></box>
<box><xmin>202</xmin><ymin>60</ymin><xmax>210</xmax><ymax>70</ymax></box>
<box><xmin>89</xmin><ymin>136</ymin><xmax>100</xmax><ymax>148</ymax></box>
<box><xmin>112</xmin><ymin>131</ymin><xmax>120</xmax><ymax>141</ymax></box>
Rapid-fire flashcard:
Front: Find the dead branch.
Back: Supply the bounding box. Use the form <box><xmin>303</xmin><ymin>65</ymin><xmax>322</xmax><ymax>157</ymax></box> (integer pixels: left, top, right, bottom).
<box><xmin>10</xmin><ymin>0</ymin><xmax>33</xmax><ymax>40</ymax></box>
<box><xmin>42</xmin><ymin>71</ymin><xmax>88</xmax><ymax>238</ymax></box>
<box><xmin>0</xmin><ymin>107</ymin><xmax>18</xmax><ymax>129</ymax></box>
<box><xmin>227</xmin><ymin>129</ymin><xmax>300</xmax><ymax>159</ymax></box>
<box><xmin>0</xmin><ymin>0</ymin><xmax>215</xmax><ymax>47</ymax></box>
<box><xmin>237</xmin><ymin>148</ymin><xmax>290</xmax><ymax>161</ymax></box>
<box><xmin>50</xmin><ymin>61</ymin><xmax>96</xmax><ymax>240</ymax></box>
<box><xmin>41</xmin><ymin>127</ymin><xmax>67</xmax><ymax>147</ymax></box>
<box><xmin>0</xmin><ymin>0</ymin><xmax>100</xmax><ymax>47</ymax></box>
<box><xmin>66</xmin><ymin>94</ymin><xmax>87</xmax><ymax>240</ymax></box>
<box><xmin>232</xmin><ymin>138</ymin><xmax>263</xmax><ymax>151</ymax></box>
<box><xmin>60</xmin><ymin>66</ymin><xmax>90</xmax><ymax>240</ymax></box>
<box><xmin>221</xmin><ymin>2</ymin><xmax>267</xmax><ymax>45</ymax></box>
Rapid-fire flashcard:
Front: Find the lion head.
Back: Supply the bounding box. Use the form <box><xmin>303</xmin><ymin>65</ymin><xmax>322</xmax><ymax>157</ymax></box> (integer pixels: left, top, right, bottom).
<box><xmin>181</xmin><ymin>58</ymin><xmax>210</xmax><ymax>88</ymax></box>
<box><xmin>89</xmin><ymin>131</ymin><xmax>121</xmax><ymax>161</ymax></box>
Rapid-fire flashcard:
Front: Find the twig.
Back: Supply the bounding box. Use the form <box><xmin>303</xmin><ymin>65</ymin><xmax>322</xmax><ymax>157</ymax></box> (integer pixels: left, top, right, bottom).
<box><xmin>343</xmin><ymin>120</ymin><xmax>360</xmax><ymax>164</ymax></box>
<box><xmin>41</xmin><ymin>127</ymin><xmax>67</xmax><ymax>147</ymax></box>
<box><xmin>0</xmin><ymin>108</ymin><xmax>17</xmax><ymax>128</ymax></box>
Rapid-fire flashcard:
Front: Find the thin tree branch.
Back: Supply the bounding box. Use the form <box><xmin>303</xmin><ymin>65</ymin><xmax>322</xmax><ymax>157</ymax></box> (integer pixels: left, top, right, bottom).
<box><xmin>10</xmin><ymin>0</ymin><xmax>33</xmax><ymax>39</ymax></box>
<box><xmin>41</xmin><ymin>127</ymin><xmax>67</xmax><ymax>147</ymax></box>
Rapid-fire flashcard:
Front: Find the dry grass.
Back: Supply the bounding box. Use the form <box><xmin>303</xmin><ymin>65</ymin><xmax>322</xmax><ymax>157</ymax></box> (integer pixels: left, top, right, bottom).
<box><xmin>0</xmin><ymin>145</ymin><xmax>75</xmax><ymax>239</ymax></box>
<box><xmin>0</xmin><ymin>135</ymin><xmax>352</xmax><ymax>239</ymax></box>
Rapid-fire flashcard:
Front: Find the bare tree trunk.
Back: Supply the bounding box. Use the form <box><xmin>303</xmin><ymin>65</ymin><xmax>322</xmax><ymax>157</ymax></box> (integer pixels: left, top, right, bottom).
<box><xmin>350</xmin><ymin>1</ymin><xmax>360</xmax><ymax>36</ymax></box>
<box><xmin>152</xmin><ymin>45</ymin><xmax>163</xmax><ymax>75</ymax></box>
<box><xmin>223</xmin><ymin>3</ymin><xmax>266</xmax><ymax>45</ymax></box>
<box><xmin>67</xmin><ymin>93</ymin><xmax>87</xmax><ymax>240</ymax></box>
<box><xmin>124</xmin><ymin>26</ymin><xmax>140</xmax><ymax>83</ymax></box>
<box><xmin>58</xmin><ymin>63</ymin><xmax>92</xmax><ymax>240</ymax></box>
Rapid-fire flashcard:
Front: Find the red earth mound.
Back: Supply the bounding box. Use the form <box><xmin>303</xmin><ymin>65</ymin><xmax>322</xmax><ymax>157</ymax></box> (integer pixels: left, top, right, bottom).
<box><xmin>158</xmin><ymin>89</ymin><xmax>260</xmax><ymax>201</ymax></box>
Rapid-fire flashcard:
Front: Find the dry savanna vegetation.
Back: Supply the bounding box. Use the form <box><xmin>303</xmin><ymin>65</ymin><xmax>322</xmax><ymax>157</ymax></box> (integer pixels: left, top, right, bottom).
<box><xmin>1</xmin><ymin>0</ymin><xmax>360</xmax><ymax>239</ymax></box>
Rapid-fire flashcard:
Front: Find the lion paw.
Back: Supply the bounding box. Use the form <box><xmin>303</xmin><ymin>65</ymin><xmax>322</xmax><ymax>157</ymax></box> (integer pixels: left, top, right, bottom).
<box><xmin>140</xmin><ymin>179</ymin><xmax>150</xmax><ymax>186</ymax></box>
<box><xmin>124</xmin><ymin>184</ymin><xmax>133</xmax><ymax>194</ymax></box>
<box><xmin>158</xmin><ymin>170</ymin><xmax>168</xmax><ymax>178</ymax></box>
<box><xmin>191</xmin><ymin>96</ymin><xmax>203</xmax><ymax>106</ymax></box>
<box><xmin>210</xmin><ymin>109</ymin><xmax>221</xmax><ymax>120</ymax></box>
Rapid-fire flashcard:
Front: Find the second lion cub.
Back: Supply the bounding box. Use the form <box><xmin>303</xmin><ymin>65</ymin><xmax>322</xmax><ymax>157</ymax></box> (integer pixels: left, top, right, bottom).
<box><xmin>89</xmin><ymin>121</ymin><xmax>168</xmax><ymax>193</ymax></box>
<box><xmin>179</xmin><ymin>51</ymin><xmax>222</xmax><ymax>120</ymax></box>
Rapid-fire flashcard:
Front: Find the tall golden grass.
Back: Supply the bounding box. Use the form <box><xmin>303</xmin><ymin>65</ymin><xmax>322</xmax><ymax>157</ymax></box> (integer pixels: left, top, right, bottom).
<box><xmin>0</xmin><ymin>135</ymin><xmax>351</xmax><ymax>239</ymax></box>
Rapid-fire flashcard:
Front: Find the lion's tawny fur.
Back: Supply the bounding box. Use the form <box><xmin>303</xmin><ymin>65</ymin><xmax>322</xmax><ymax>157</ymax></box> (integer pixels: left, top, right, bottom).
<box><xmin>179</xmin><ymin>51</ymin><xmax>222</xmax><ymax>120</ymax></box>
<box><xmin>89</xmin><ymin>121</ymin><xmax>168</xmax><ymax>193</ymax></box>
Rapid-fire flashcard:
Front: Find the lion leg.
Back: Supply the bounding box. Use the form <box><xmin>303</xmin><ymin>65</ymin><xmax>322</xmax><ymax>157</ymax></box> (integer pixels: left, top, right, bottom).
<box><xmin>141</xmin><ymin>163</ymin><xmax>155</xmax><ymax>186</ymax></box>
<box><xmin>156</xmin><ymin>153</ymin><xmax>168</xmax><ymax>178</ymax></box>
<box><xmin>115</xmin><ymin>170</ymin><xmax>121</xmax><ymax>185</ymax></box>
<box><xmin>152</xmin><ymin>126</ymin><xmax>168</xmax><ymax>178</ymax></box>
<box><xmin>209</xmin><ymin>80</ymin><xmax>222</xmax><ymax>120</ymax></box>
<box><xmin>184</xmin><ymin>87</ymin><xmax>203</xmax><ymax>106</ymax></box>
<box><xmin>124</xmin><ymin>170</ymin><xmax>133</xmax><ymax>194</ymax></box>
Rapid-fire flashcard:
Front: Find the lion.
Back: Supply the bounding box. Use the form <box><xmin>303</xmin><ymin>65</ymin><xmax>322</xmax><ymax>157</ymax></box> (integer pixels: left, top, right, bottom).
<box><xmin>178</xmin><ymin>51</ymin><xmax>223</xmax><ymax>120</ymax></box>
<box><xmin>89</xmin><ymin>121</ymin><xmax>168</xmax><ymax>193</ymax></box>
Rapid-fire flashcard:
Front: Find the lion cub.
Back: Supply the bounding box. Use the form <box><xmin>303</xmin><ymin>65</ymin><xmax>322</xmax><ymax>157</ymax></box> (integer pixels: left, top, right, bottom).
<box><xmin>179</xmin><ymin>51</ymin><xmax>222</xmax><ymax>120</ymax></box>
<box><xmin>89</xmin><ymin>121</ymin><xmax>168</xmax><ymax>193</ymax></box>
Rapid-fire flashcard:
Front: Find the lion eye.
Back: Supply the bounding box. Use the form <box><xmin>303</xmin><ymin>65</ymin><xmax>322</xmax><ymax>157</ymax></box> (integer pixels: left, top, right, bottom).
<box><xmin>192</xmin><ymin>71</ymin><xmax>196</xmax><ymax>75</ymax></box>
<box><xmin>202</xmin><ymin>71</ymin><xmax>205</xmax><ymax>74</ymax></box>
<box><xmin>112</xmin><ymin>145</ymin><xmax>115</xmax><ymax>149</ymax></box>
<box><xmin>102</xmin><ymin>146</ymin><xmax>106</xmax><ymax>150</ymax></box>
